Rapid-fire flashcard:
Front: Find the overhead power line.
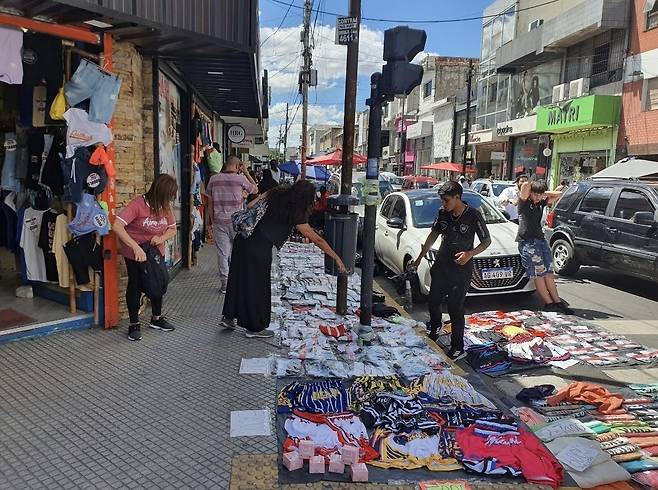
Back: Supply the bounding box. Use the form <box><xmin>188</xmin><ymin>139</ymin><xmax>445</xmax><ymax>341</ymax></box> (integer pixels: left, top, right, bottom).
<box><xmin>267</xmin><ymin>0</ymin><xmax>560</xmax><ymax>24</ymax></box>
<box><xmin>260</xmin><ymin>0</ymin><xmax>295</xmax><ymax>46</ymax></box>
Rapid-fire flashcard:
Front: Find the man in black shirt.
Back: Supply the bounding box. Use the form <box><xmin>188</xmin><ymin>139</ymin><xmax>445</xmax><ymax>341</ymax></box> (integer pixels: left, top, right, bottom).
<box><xmin>413</xmin><ymin>181</ymin><xmax>492</xmax><ymax>360</ymax></box>
<box><xmin>517</xmin><ymin>180</ymin><xmax>573</xmax><ymax>314</ymax></box>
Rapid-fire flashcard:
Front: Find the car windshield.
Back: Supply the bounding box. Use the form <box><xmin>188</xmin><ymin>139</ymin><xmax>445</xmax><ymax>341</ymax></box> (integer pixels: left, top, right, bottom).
<box><xmin>492</xmin><ymin>183</ymin><xmax>513</xmax><ymax>197</ymax></box>
<box><xmin>390</xmin><ymin>176</ymin><xmax>404</xmax><ymax>186</ymax></box>
<box><xmin>409</xmin><ymin>192</ymin><xmax>508</xmax><ymax>228</ymax></box>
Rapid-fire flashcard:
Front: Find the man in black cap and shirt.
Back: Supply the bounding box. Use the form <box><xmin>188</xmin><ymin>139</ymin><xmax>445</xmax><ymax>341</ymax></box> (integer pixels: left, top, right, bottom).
<box><xmin>413</xmin><ymin>181</ymin><xmax>492</xmax><ymax>360</ymax></box>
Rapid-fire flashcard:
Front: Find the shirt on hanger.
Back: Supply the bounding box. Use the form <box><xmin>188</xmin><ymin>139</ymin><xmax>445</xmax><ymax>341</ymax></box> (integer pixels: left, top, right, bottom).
<box><xmin>20</xmin><ymin>207</ymin><xmax>48</xmax><ymax>282</ymax></box>
<box><xmin>63</xmin><ymin>108</ymin><xmax>113</xmax><ymax>158</ymax></box>
<box><xmin>38</xmin><ymin>210</ymin><xmax>60</xmax><ymax>282</ymax></box>
<box><xmin>0</xmin><ymin>26</ymin><xmax>23</xmax><ymax>84</ymax></box>
<box><xmin>1</xmin><ymin>133</ymin><xmax>19</xmax><ymax>192</ymax></box>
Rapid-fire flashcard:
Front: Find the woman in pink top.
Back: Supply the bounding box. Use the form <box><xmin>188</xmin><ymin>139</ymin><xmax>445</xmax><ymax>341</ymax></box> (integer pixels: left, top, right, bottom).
<box><xmin>114</xmin><ymin>174</ymin><xmax>178</xmax><ymax>342</ymax></box>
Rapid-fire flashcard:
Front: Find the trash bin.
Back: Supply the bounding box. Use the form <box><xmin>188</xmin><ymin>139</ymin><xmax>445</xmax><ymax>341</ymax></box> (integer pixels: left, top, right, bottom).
<box><xmin>324</xmin><ymin>194</ymin><xmax>359</xmax><ymax>275</ymax></box>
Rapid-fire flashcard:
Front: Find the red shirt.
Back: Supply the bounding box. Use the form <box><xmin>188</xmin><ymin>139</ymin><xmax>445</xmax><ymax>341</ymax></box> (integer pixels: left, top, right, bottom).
<box><xmin>117</xmin><ymin>196</ymin><xmax>176</xmax><ymax>260</ymax></box>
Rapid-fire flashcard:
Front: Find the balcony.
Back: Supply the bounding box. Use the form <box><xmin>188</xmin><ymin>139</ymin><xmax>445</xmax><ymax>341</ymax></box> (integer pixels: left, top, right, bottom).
<box><xmin>496</xmin><ymin>0</ymin><xmax>629</xmax><ymax>73</ymax></box>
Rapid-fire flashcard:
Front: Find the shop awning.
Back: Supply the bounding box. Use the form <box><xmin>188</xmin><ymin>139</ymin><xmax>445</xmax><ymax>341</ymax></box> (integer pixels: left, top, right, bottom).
<box><xmin>307</xmin><ymin>149</ymin><xmax>368</xmax><ymax>167</ymax></box>
<box><xmin>0</xmin><ymin>0</ymin><xmax>265</xmax><ymax>120</ymax></box>
<box><xmin>592</xmin><ymin>158</ymin><xmax>658</xmax><ymax>180</ymax></box>
<box><xmin>420</xmin><ymin>162</ymin><xmax>477</xmax><ymax>174</ymax></box>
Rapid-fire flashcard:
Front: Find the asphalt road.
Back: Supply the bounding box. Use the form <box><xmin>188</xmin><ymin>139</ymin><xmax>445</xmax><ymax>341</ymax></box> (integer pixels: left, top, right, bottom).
<box><xmin>374</xmin><ymin>265</ymin><xmax>658</xmax><ymax>349</ymax></box>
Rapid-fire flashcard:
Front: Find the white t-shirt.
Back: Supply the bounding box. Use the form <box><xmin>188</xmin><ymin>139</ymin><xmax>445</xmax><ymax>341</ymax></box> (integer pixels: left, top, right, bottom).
<box><xmin>497</xmin><ymin>185</ymin><xmax>520</xmax><ymax>221</ymax></box>
<box><xmin>63</xmin><ymin>108</ymin><xmax>113</xmax><ymax>158</ymax></box>
<box><xmin>20</xmin><ymin>208</ymin><xmax>48</xmax><ymax>282</ymax></box>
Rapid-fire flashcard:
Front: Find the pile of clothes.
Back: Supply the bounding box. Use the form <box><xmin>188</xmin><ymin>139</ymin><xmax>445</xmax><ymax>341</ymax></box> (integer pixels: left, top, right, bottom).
<box><xmin>278</xmin><ymin>375</ymin><xmax>563</xmax><ymax>487</ymax></box>
<box><xmin>462</xmin><ymin>310</ymin><xmax>658</xmax><ymax>373</ymax></box>
<box><xmin>512</xmin><ymin>381</ymin><xmax>658</xmax><ymax>488</ymax></box>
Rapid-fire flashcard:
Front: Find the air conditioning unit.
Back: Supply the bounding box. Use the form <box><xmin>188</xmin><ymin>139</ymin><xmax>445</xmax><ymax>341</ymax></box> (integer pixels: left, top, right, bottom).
<box><xmin>569</xmin><ymin>78</ymin><xmax>590</xmax><ymax>99</ymax></box>
<box><xmin>528</xmin><ymin>19</ymin><xmax>544</xmax><ymax>31</ymax></box>
<box><xmin>471</xmin><ymin>123</ymin><xmax>482</xmax><ymax>132</ymax></box>
<box><xmin>552</xmin><ymin>83</ymin><xmax>569</xmax><ymax>103</ymax></box>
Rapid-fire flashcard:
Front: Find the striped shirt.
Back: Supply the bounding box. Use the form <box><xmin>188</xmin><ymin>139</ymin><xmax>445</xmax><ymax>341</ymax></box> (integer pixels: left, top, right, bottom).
<box><xmin>205</xmin><ymin>172</ymin><xmax>257</xmax><ymax>225</ymax></box>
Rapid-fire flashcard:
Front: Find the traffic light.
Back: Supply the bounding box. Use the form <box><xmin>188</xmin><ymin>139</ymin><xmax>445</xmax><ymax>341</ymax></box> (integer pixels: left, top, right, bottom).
<box><xmin>381</xmin><ymin>26</ymin><xmax>427</xmax><ymax>97</ymax></box>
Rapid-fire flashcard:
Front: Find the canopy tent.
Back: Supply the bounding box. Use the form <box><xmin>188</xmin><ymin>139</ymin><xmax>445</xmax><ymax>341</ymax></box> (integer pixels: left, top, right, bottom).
<box><xmin>591</xmin><ymin>158</ymin><xmax>658</xmax><ymax>180</ymax></box>
<box><xmin>307</xmin><ymin>148</ymin><xmax>367</xmax><ymax>166</ymax></box>
<box><xmin>279</xmin><ymin>161</ymin><xmax>330</xmax><ymax>181</ymax></box>
<box><xmin>420</xmin><ymin>162</ymin><xmax>477</xmax><ymax>174</ymax></box>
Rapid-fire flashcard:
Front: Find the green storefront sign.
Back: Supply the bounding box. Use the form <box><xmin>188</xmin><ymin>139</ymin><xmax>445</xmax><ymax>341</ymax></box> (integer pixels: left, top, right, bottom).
<box><xmin>536</xmin><ymin>95</ymin><xmax>621</xmax><ymax>133</ymax></box>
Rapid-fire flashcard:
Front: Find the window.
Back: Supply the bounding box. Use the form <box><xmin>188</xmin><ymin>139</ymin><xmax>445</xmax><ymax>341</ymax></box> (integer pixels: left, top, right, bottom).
<box><xmin>423</xmin><ymin>80</ymin><xmax>433</xmax><ymax>99</ymax></box>
<box><xmin>648</xmin><ymin>0</ymin><xmax>658</xmax><ymax>30</ymax></box>
<box><xmin>391</xmin><ymin>198</ymin><xmax>406</xmax><ymax>221</ymax></box>
<box><xmin>472</xmin><ymin>182</ymin><xmax>484</xmax><ymax>193</ymax></box>
<box><xmin>614</xmin><ymin>190</ymin><xmax>654</xmax><ymax>220</ymax></box>
<box><xmin>380</xmin><ymin>196</ymin><xmax>395</xmax><ymax>218</ymax></box>
<box><xmin>579</xmin><ymin>187</ymin><xmax>613</xmax><ymax>215</ymax></box>
<box><xmin>488</xmin><ymin>81</ymin><xmax>497</xmax><ymax>103</ymax></box>
<box><xmin>646</xmin><ymin>78</ymin><xmax>658</xmax><ymax>111</ymax></box>
<box><xmin>592</xmin><ymin>43</ymin><xmax>611</xmax><ymax>77</ymax></box>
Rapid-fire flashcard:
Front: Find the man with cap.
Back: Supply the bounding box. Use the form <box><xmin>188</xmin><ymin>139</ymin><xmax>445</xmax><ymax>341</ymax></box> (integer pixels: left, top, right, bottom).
<box><xmin>496</xmin><ymin>174</ymin><xmax>528</xmax><ymax>224</ymax></box>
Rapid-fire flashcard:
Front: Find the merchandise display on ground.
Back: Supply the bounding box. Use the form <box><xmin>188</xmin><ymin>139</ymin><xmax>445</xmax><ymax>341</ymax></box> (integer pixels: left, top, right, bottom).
<box><xmin>266</xmin><ymin>243</ymin><xmax>658</xmax><ymax>487</ymax></box>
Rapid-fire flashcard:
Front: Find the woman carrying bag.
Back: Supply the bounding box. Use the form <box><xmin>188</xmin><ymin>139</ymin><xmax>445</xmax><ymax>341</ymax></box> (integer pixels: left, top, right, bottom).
<box><xmin>114</xmin><ymin>174</ymin><xmax>178</xmax><ymax>342</ymax></box>
<box><xmin>221</xmin><ymin>179</ymin><xmax>347</xmax><ymax>338</ymax></box>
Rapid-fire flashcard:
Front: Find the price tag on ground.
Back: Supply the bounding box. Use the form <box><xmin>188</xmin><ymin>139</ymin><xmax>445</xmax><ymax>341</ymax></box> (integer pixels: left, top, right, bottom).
<box><xmin>335</xmin><ymin>16</ymin><xmax>358</xmax><ymax>45</ymax></box>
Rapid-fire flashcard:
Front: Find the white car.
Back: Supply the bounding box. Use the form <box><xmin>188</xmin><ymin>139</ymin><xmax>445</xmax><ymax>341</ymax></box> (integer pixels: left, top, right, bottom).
<box><xmin>470</xmin><ymin>179</ymin><xmax>514</xmax><ymax>204</ymax></box>
<box><xmin>375</xmin><ymin>189</ymin><xmax>535</xmax><ymax>302</ymax></box>
<box><xmin>380</xmin><ymin>172</ymin><xmax>405</xmax><ymax>191</ymax></box>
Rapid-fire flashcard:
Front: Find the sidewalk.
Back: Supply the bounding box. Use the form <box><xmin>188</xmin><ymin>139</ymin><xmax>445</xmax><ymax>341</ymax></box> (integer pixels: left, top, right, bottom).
<box><xmin>0</xmin><ymin>247</ymin><xmax>279</xmax><ymax>489</ymax></box>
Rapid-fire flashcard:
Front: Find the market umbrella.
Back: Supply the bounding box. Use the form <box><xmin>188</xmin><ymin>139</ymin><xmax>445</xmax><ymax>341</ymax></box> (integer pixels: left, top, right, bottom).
<box><xmin>420</xmin><ymin>162</ymin><xmax>477</xmax><ymax>174</ymax></box>
<box><xmin>279</xmin><ymin>160</ymin><xmax>300</xmax><ymax>176</ymax></box>
<box><xmin>305</xmin><ymin>165</ymin><xmax>330</xmax><ymax>181</ymax></box>
<box><xmin>307</xmin><ymin>148</ymin><xmax>367</xmax><ymax>166</ymax></box>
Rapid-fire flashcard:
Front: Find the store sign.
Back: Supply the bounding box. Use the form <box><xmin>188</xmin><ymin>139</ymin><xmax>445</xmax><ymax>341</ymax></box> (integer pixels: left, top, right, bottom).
<box><xmin>491</xmin><ymin>151</ymin><xmax>506</xmax><ymax>160</ymax></box>
<box><xmin>496</xmin><ymin>115</ymin><xmax>537</xmax><ymax>137</ymax></box>
<box><xmin>536</xmin><ymin>95</ymin><xmax>621</xmax><ymax>133</ymax></box>
<box><xmin>233</xmin><ymin>136</ymin><xmax>255</xmax><ymax>148</ymax></box>
<box><xmin>496</xmin><ymin>125</ymin><xmax>513</xmax><ymax>136</ymax></box>
<box><xmin>468</xmin><ymin>129</ymin><xmax>505</xmax><ymax>145</ymax></box>
<box><xmin>335</xmin><ymin>16</ymin><xmax>359</xmax><ymax>45</ymax></box>
<box><xmin>228</xmin><ymin>125</ymin><xmax>246</xmax><ymax>144</ymax></box>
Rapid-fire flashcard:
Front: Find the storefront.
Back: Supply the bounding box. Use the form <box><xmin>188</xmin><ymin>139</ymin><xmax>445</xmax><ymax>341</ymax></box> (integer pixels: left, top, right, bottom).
<box><xmin>468</xmin><ymin>128</ymin><xmax>506</xmax><ymax>178</ymax></box>
<box><xmin>496</xmin><ymin>115</ymin><xmax>551</xmax><ymax>180</ymax></box>
<box><xmin>536</xmin><ymin>95</ymin><xmax>621</xmax><ymax>188</ymax></box>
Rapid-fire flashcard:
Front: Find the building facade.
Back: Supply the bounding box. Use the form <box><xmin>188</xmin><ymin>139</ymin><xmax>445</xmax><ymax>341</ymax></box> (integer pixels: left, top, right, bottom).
<box><xmin>618</xmin><ymin>0</ymin><xmax>658</xmax><ymax>160</ymax></box>
<box><xmin>473</xmin><ymin>0</ymin><xmax>628</xmax><ymax>185</ymax></box>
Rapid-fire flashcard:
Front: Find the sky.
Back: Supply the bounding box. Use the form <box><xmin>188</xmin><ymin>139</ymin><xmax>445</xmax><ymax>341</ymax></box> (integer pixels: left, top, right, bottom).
<box><xmin>260</xmin><ymin>0</ymin><xmax>493</xmax><ymax>150</ymax></box>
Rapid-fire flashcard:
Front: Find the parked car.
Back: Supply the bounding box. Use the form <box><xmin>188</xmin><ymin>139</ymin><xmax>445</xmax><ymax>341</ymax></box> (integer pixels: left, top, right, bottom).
<box><xmin>381</xmin><ymin>172</ymin><xmax>405</xmax><ymax>191</ymax></box>
<box><xmin>470</xmin><ymin>179</ymin><xmax>515</xmax><ymax>206</ymax></box>
<box><xmin>327</xmin><ymin>171</ymin><xmax>393</xmax><ymax>240</ymax></box>
<box><xmin>375</xmin><ymin>189</ymin><xmax>535</xmax><ymax>302</ymax></box>
<box><xmin>545</xmin><ymin>177</ymin><xmax>658</xmax><ymax>282</ymax></box>
<box><xmin>402</xmin><ymin>175</ymin><xmax>439</xmax><ymax>190</ymax></box>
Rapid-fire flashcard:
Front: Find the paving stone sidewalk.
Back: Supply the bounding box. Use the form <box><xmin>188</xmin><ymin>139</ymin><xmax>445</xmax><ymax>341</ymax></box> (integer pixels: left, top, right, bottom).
<box><xmin>0</xmin><ymin>247</ymin><xmax>278</xmax><ymax>489</ymax></box>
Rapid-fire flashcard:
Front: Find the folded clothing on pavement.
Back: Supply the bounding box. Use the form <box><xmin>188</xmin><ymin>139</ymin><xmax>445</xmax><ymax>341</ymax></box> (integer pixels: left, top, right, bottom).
<box><xmin>547</xmin><ymin>382</ymin><xmax>624</xmax><ymax>414</ymax></box>
<box><xmin>278</xmin><ymin>380</ymin><xmax>349</xmax><ymax>414</ymax></box>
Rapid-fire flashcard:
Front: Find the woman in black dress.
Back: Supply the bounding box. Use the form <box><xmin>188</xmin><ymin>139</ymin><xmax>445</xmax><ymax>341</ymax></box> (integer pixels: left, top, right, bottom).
<box><xmin>221</xmin><ymin>179</ymin><xmax>347</xmax><ymax>337</ymax></box>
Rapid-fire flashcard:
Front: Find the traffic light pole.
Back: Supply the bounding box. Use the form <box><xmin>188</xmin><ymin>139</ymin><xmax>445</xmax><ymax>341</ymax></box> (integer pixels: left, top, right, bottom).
<box><xmin>359</xmin><ymin>73</ymin><xmax>383</xmax><ymax>330</ymax></box>
<box><xmin>462</xmin><ymin>59</ymin><xmax>473</xmax><ymax>176</ymax></box>
<box><xmin>336</xmin><ymin>0</ymin><xmax>361</xmax><ymax>316</ymax></box>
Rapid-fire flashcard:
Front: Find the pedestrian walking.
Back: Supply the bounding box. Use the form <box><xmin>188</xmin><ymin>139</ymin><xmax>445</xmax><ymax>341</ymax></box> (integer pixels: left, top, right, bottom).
<box><xmin>458</xmin><ymin>175</ymin><xmax>471</xmax><ymax>189</ymax></box>
<box><xmin>205</xmin><ymin>156</ymin><xmax>258</xmax><ymax>293</ymax></box>
<box><xmin>517</xmin><ymin>180</ymin><xmax>574</xmax><ymax>314</ymax></box>
<box><xmin>496</xmin><ymin>174</ymin><xmax>529</xmax><ymax>224</ymax></box>
<box><xmin>309</xmin><ymin>185</ymin><xmax>329</xmax><ymax>230</ymax></box>
<box><xmin>221</xmin><ymin>180</ymin><xmax>347</xmax><ymax>338</ymax></box>
<box><xmin>413</xmin><ymin>181</ymin><xmax>492</xmax><ymax>360</ymax></box>
<box><xmin>114</xmin><ymin>174</ymin><xmax>179</xmax><ymax>342</ymax></box>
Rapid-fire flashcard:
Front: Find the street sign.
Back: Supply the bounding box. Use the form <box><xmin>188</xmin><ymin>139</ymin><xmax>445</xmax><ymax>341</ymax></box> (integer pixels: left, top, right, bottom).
<box><xmin>335</xmin><ymin>16</ymin><xmax>358</xmax><ymax>45</ymax></box>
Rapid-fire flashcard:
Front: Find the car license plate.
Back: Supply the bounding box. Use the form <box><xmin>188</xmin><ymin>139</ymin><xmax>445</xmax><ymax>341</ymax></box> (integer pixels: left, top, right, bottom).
<box><xmin>481</xmin><ymin>267</ymin><xmax>514</xmax><ymax>280</ymax></box>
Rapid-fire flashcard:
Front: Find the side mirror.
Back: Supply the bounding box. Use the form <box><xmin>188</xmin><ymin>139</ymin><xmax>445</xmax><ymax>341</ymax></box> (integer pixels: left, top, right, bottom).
<box><xmin>386</xmin><ymin>217</ymin><xmax>405</xmax><ymax>229</ymax></box>
<box><xmin>632</xmin><ymin>211</ymin><xmax>657</xmax><ymax>226</ymax></box>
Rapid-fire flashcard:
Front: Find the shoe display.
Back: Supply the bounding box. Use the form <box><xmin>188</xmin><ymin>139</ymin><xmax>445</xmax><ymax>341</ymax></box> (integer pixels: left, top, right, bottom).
<box><xmin>128</xmin><ymin>324</ymin><xmax>142</xmax><ymax>342</ymax></box>
<box><xmin>149</xmin><ymin>317</ymin><xmax>176</xmax><ymax>332</ymax></box>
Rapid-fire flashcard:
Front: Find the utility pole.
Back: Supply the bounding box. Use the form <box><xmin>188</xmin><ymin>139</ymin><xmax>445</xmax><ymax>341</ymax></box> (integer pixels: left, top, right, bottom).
<box><xmin>283</xmin><ymin>102</ymin><xmax>289</xmax><ymax>161</ymax></box>
<box><xmin>300</xmin><ymin>0</ymin><xmax>313</xmax><ymax>179</ymax></box>
<box><xmin>462</xmin><ymin>59</ymin><xmax>474</xmax><ymax>176</ymax></box>
<box><xmin>336</xmin><ymin>0</ymin><xmax>361</xmax><ymax>316</ymax></box>
<box><xmin>277</xmin><ymin>125</ymin><xmax>283</xmax><ymax>157</ymax></box>
<box><xmin>399</xmin><ymin>96</ymin><xmax>406</xmax><ymax>174</ymax></box>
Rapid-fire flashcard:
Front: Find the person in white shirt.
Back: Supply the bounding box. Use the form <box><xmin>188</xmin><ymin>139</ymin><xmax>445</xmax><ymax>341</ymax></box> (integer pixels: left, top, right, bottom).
<box><xmin>458</xmin><ymin>176</ymin><xmax>470</xmax><ymax>189</ymax></box>
<box><xmin>496</xmin><ymin>174</ymin><xmax>528</xmax><ymax>224</ymax></box>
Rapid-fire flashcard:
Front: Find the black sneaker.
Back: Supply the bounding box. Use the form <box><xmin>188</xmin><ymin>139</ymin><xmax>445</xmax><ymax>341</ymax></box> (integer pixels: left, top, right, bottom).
<box><xmin>245</xmin><ymin>329</ymin><xmax>275</xmax><ymax>339</ymax></box>
<box><xmin>556</xmin><ymin>301</ymin><xmax>575</xmax><ymax>315</ymax></box>
<box><xmin>149</xmin><ymin>317</ymin><xmax>175</xmax><ymax>332</ymax></box>
<box><xmin>219</xmin><ymin>317</ymin><xmax>236</xmax><ymax>330</ymax></box>
<box><xmin>447</xmin><ymin>348</ymin><xmax>467</xmax><ymax>361</ymax></box>
<box><xmin>128</xmin><ymin>324</ymin><xmax>142</xmax><ymax>341</ymax></box>
<box><xmin>543</xmin><ymin>302</ymin><xmax>559</xmax><ymax>312</ymax></box>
